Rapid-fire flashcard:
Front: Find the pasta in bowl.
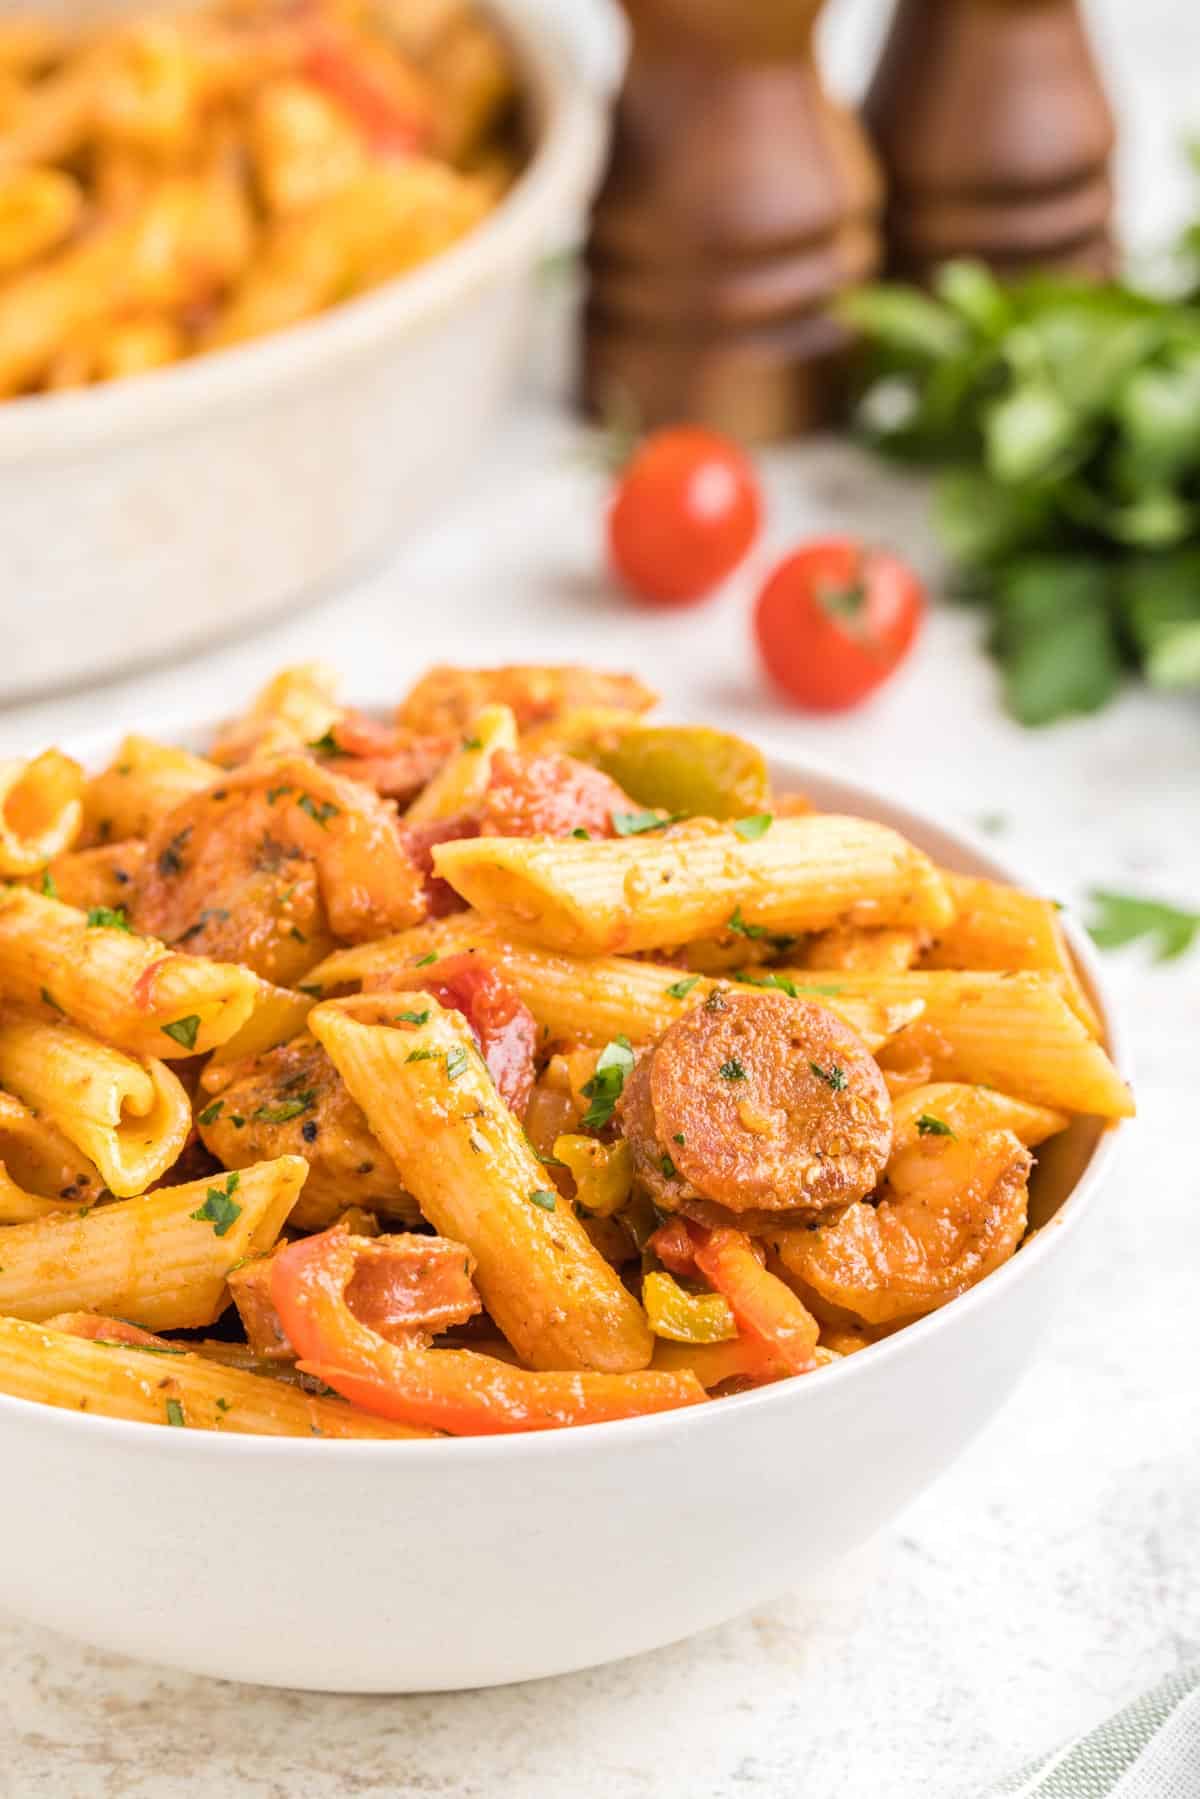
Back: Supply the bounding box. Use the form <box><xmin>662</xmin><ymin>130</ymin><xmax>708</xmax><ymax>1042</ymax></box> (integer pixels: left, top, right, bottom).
<box><xmin>0</xmin><ymin>662</ymin><xmax>1133</xmax><ymax>1688</ymax></box>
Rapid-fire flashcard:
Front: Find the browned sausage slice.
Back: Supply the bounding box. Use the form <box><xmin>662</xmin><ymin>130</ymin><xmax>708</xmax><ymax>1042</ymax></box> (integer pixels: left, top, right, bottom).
<box><xmin>646</xmin><ymin>990</ymin><xmax>892</xmax><ymax>1214</ymax></box>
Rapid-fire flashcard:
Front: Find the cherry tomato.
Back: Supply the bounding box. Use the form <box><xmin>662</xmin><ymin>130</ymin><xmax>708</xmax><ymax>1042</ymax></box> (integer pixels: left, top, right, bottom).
<box><xmin>608</xmin><ymin>427</ymin><xmax>762</xmax><ymax>607</ymax></box>
<box><xmin>754</xmin><ymin>538</ymin><xmax>925</xmax><ymax>711</ymax></box>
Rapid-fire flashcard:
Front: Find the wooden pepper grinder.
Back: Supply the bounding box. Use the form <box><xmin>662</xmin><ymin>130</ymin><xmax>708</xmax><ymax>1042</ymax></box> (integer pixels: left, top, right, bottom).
<box><xmin>864</xmin><ymin>0</ymin><xmax>1117</xmax><ymax>281</ymax></box>
<box><xmin>581</xmin><ymin>0</ymin><xmax>883</xmax><ymax>443</ymax></box>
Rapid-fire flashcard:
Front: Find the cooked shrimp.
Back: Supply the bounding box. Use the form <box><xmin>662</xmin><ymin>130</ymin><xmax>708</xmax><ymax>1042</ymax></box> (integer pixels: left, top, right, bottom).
<box><xmin>773</xmin><ymin>1126</ymin><xmax>1032</xmax><ymax>1326</ymax></box>
<box><xmin>129</xmin><ymin>758</ymin><xmax>425</xmax><ymax>983</ymax></box>
<box><xmin>396</xmin><ymin>664</ymin><xmax>657</xmax><ymax>736</ymax></box>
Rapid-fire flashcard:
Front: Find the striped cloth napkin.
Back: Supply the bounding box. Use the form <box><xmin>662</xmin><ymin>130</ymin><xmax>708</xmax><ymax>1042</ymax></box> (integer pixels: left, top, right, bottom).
<box><xmin>980</xmin><ymin>1666</ymin><xmax>1200</xmax><ymax>1797</ymax></box>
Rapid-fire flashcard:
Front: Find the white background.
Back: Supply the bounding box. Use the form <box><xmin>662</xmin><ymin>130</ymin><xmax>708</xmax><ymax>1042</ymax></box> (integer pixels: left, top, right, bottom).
<box><xmin>1</xmin><ymin>2</ymin><xmax>1198</xmax><ymax>1795</ymax></box>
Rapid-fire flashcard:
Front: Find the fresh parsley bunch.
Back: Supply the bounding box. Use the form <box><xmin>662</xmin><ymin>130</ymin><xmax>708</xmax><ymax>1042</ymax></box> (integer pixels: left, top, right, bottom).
<box><xmin>844</xmin><ymin>259</ymin><xmax>1200</xmax><ymax>724</ymax></box>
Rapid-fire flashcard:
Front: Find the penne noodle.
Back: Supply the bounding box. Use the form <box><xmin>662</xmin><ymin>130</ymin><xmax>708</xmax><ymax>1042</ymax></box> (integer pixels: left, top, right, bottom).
<box><xmin>923</xmin><ymin>871</ymin><xmax>1100</xmax><ymax>1033</ymax></box>
<box><xmin>0</xmin><ymin>1317</ymin><xmax>428</xmax><ymax>1437</ymax></box>
<box><xmin>405</xmin><ymin>702</ymin><xmax>516</xmax><ymax>823</ymax></box>
<box><xmin>795</xmin><ymin>969</ymin><xmax>1133</xmax><ymax>1117</ymax></box>
<box><xmin>203</xmin><ymin>980</ymin><xmax>317</xmax><ymax>1066</ymax></box>
<box><xmin>888</xmin><ymin>1082</ymin><xmax>1069</xmax><ymax>1152</ymax></box>
<box><xmin>0</xmin><ymin>889</ymin><xmax>260</xmax><ymax>1058</ymax></box>
<box><xmin>310</xmin><ymin>993</ymin><xmax>654</xmax><ymax>1374</ymax></box>
<box><xmin>431</xmin><ymin>815</ymin><xmax>955</xmax><ymax>956</ymax></box>
<box><xmin>797</xmin><ymin>926</ymin><xmax>928</xmax><ymax>974</ymax></box>
<box><xmin>208</xmin><ymin>661</ymin><xmax>341</xmax><ymax>766</ymax></box>
<box><xmin>304</xmin><ymin>918</ymin><xmax>925</xmax><ymax>1054</ymax></box>
<box><xmin>82</xmin><ymin>735</ymin><xmax>221</xmax><ymax>845</ymax></box>
<box><xmin>0</xmin><ymin>1155</ymin><xmax>306</xmax><ymax>1328</ymax></box>
<box><xmin>0</xmin><ymin>1010</ymin><xmax>190</xmax><ymax>1197</ymax></box>
<box><xmin>0</xmin><ymin>749</ymin><xmax>84</xmax><ymax>876</ymax></box>
<box><xmin>0</xmin><ymin>1090</ymin><xmax>101</xmax><ymax>1222</ymax></box>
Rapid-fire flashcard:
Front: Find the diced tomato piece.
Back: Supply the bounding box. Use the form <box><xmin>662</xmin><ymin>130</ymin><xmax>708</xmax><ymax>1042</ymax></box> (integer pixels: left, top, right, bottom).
<box><xmin>372</xmin><ymin>952</ymin><xmax>537</xmax><ymax>1117</ymax></box>
<box><xmin>395</xmin><ymin>814</ymin><xmax>480</xmax><ymax>917</ymax></box>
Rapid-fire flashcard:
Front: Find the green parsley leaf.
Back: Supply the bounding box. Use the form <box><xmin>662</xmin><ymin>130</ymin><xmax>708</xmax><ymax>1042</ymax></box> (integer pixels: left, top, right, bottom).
<box><xmin>40</xmin><ymin>870</ymin><xmax>57</xmax><ymax>898</ymax></box>
<box><xmin>297</xmin><ymin>983</ymin><xmax>324</xmax><ymax>997</ymax></box>
<box><xmin>732</xmin><ymin>814</ymin><xmax>773</xmax><ymax>842</ymax></box>
<box><xmin>405</xmin><ymin>1047</ymin><xmax>438</xmax><ymax>1063</ymax></box>
<box><xmin>197</xmin><ymin>1099</ymin><xmax>223</xmax><ymax>1127</ymax></box>
<box><xmin>917</xmin><ymin>1113</ymin><xmax>956</xmax><ymax>1138</ymax></box>
<box><xmin>394</xmin><ymin>1008</ymin><xmax>430</xmax><ymax>1026</ymax></box>
<box><xmin>215</xmin><ymin>1397</ymin><xmax>231</xmax><ymax>1413</ymax></box>
<box><xmin>992</xmin><ymin>556</ymin><xmax>1124</xmax><ymax>727</ymax></box>
<box><xmin>673</xmin><ymin>1133</ymin><xmax>686</xmax><ymax>1145</ymax></box>
<box><xmin>161</xmin><ymin>1015</ymin><xmax>201</xmax><ymax>1051</ymax></box>
<box><xmin>665</xmin><ymin>974</ymin><xmax>700</xmax><ymax>1000</ymax></box>
<box><xmin>266</xmin><ymin>784</ymin><xmax>292</xmax><ymax>805</ymax></box>
<box><xmin>734</xmin><ymin>970</ymin><xmax>798</xmax><ymax>999</ymax></box>
<box><xmin>726</xmin><ymin>907</ymin><xmax>796</xmax><ymax>953</ymax></box>
<box><xmin>809</xmin><ymin>1061</ymin><xmax>848</xmax><ymax>1092</ymax></box>
<box><xmin>444</xmin><ymin>1046</ymin><xmax>469</xmax><ymax>1082</ymax></box>
<box><xmin>165</xmin><ymin>1398</ymin><xmax>186</xmax><ymax>1427</ymax></box>
<box><xmin>86</xmin><ymin>906</ymin><xmax>132</xmax><ymax>932</ymax></box>
<box><xmin>461</xmin><ymin>735</ymin><xmax>483</xmax><ymax>751</ymax></box>
<box><xmin>308</xmin><ymin>730</ymin><xmax>340</xmax><ymax>755</ymax></box>
<box><xmin>610</xmin><ymin>809</ymin><xmax>685</xmax><ymax>837</ymax></box>
<box><xmin>528</xmin><ymin>1189</ymin><xmax>557</xmax><ymax>1212</ymax></box>
<box><xmin>718</xmin><ymin>1058</ymin><xmax>747</xmax><ymax>1082</ymax></box>
<box><xmin>253</xmin><ymin>1091</ymin><xmax>315</xmax><ymax>1124</ymax></box>
<box><xmin>190</xmin><ymin>1173</ymin><xmax>242</xmax><ymax>1237</ymax></box>
<box><xmin>580</xmin><ymin>1034</ymin><xmax>635</xmax><ymax>1131</ymax></box>
<box><xmin>414</xmin><ymin>952</ymin><xmax>437</xmax><ymax>968</ymax></box>
<box><xmin>297</xmin><ymin>794</ymin><xmax>339</xmax><ymax>828</ymax></box>
<box><xmin>1086</xmin><ymin>889</ymin><xmax>1200</xmax><ymax>961</ymax></box>
<box><xmin>40</xmin><ymin>986</ymin><xmax>64</xmax><ymax>1014</ymax></box>
<box><xmin>660</xmin><ymin>1153</ymin><xmax>677</xmax><ymax>1179</ymax></box>
<box><xmin>571</xmin><ymin>827</ymin><xmax>591</xmax><ymax>840</ymax></box>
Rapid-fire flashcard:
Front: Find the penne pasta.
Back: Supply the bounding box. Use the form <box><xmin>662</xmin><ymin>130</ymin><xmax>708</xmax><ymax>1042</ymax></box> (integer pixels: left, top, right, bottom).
<box><xmin>888</xmin><ymin>1082</ymin><xmax>1069</xmax><ymax>1152</ymax></box>
<box><xmin>310</xmin><ymin>993</ymin><xmax>654</xmax><ymax>1373</ymax></box>
<box><xmin>0</xmin><ymin>889</ymin><xmax>260</xmax><ymax>1058</ymax></box>
<box><xmin>796</xmin><ymin>969</ymin><xmax>1133</xmax><ymax>1117</ymax></box>
<box><xmin>0</xmin><ymin>1090</ymin><xmax>101</xmax><ymax>1222</ymax></box>
<box><xmin>0</xmin><ymin>749</ymin><xmax>84</xmax><ymax>876</ymax></box>
<box><xmin>82</xmin><ymin>734</ymin><xmax>221</xmax><ymax>845</ymax></box>
<box><xmin>431</xmin><ymin>815</ymin><xmax>955</xmax><ymax>956</ymax></box>
<box><xmin>304</xmin><ymin>918</ymin><xmax>926</xmax><ymax>1054</ymax></box>
<box><xmin>209</xmin><ymin>661</ymin><xmax>341</xmax><ymax>766</ymax></box>
<box><xmin>405</xmin><ymin>703</ymin><xmax>516</xmax><ymax>823</ymax></box>
<box><xmin>0</xmin><ymin>1011</ymin><xmax>190</xmax><ymax>1197</ymax></box>
<box><xmin>0</xmin><ymin>1317</ymin><xmax>428</xmax><ymax>1437</ymax></box>
<box><xmin>0</xmin><ymin>1155</ymin><xmax>306</xmax><ymax>1329</ymax></box>
<box><xmin>923</xmin><ymin>871</ymin><xmax>1100</xmax><ymax>1033</ymax></box>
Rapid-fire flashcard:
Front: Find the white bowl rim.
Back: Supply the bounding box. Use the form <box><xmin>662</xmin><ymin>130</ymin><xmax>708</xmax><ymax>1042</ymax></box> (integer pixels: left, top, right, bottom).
<box><xmin>0</xmin><ymin>729</ymin><xmax>1133</xmax><ymax>1462</ymax></box>
<box><xmin>0</xmin><ymin>0</ymin><xmax>599</xmax><ymax>464</ymax></box>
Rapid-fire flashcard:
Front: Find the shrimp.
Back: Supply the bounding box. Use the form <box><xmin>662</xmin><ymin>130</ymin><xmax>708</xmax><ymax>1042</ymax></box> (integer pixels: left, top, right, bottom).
<box><xmin>773</xmin><ymin>1118</ymin><xmax>1033</xmax><ymax>1327</ymax></box>
<box><xmin>129</xmin><ymin>757</ymin><xmax>425</xmax><ymax>984</ymax></box>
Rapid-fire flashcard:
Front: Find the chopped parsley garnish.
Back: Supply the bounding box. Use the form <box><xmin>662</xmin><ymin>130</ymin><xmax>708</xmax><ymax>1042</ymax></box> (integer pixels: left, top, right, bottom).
<box><xmin>660</xmin><ymin>1153</ymin><xmax>677</xmax><ymax>1179</ymax></box>
<box><xmin>718</xmin><ymin>1058</ymin><xmax>747</xmax><ymax>1082</ymax></box>
<box><xmin>161</xmin><ymin>1015</ymin><xmax>201</xmax><ymax>1051</ymax></box>
<box><xmin>289</xmin><ymin>926</ymin><xmax>307</xmax><ymax>943</ymax></box>
<box><xmin>732</xmin><ymin>814</ymin><xmax>773</xmax><ymax>842</ymax></box>
<box><xmin>610</xmin><ymin>809</ymin><xmax>685</xmax><ymax>836</ymax></box>
<box><xmin>266</xmin><ymin>784</ymin><xmax>292</xmax><ymax>805</ymax></box>
<box><xmin>809</xmin><ymin>1061</ymin><xmax>848</xmax><ymax>1092</ymax></box>
<box><xmin>1086</xmin><ymin>889</ymin><xmax>1200</xmax><ymax>961</ymax></box>
<box><xmin>39</xmin><ymin>870</ymin><xmax>57</xmax><ymax>898</ymax></box>
<box><xmin>405</xmin><ymin>1047</ymin><xmax>438</xmax><ymax>1064</ymax></box>
<box><xmin>230</xmin><ymin>1114</ymin><xmax>245</xmax><ymax>1129</ymax></box>
<box><xmin>308</xmin><ymin>730</ymin><xmax>340</xmax><ymax>755</ymax></box>
<box><xmin>394</xmin><ymin>1008</ymin><xmax>430</xmax><ymax>1026</ymax></box>
<box><xmin>673</xmin><ymin>1133</ymin><xmax>686</xmax><ymax>1145</ymax></box>
<box><xmin>40</xmin><ymin>986</ymin><xmax>64</xmax><ymax>1014</ymax></box>
<box><xmin>580</xmin><ymin>1035</ymin><xmax>635</xmax><ymax>1131</ymax></box>
<box><xmin>725</xmin><ymin>907</ymin><xmax>797</xmax><ymax>953</ymax></box>
<box><xmin>665</xmin><ymin>974</ymin><xmax>700</xmax><ymax>1000</ymax></box>
<box><xmin>917</xmin><ymin>1113</ymin><xmax>956</xmax><ymax>1138</ymax></box>
<box><xmin>197</xmin><ymin>1099</ymin><xmax>223</xmax><ymax>1126</ymax></box>
<box><xmin>215</xmin><ymin>1397</ymin><xmax>231</xmax><ymax>1413</ymax></box>
<box><xmin>254</xmin><ymin>1091</ymin><xmax>315</xmax><ymax>1123</ymax></box>
<box><xmin>531</xmin><ymin>1142</ymin><xmax>567</xmax><ymax>1168</ymax></box>
<box><xmin>528</xmin><ymin>1189</ymin><xmax>557</xmax><ymax>1212</ymax></box>
<box><xmin>571</xmin><ymin>827</ymin><xmax>591</xmax><ymax>840</ymax></box>
<box><xmin>297</xmin><ymin>982</ymin><xmax>324</xmax><ymax>997</ymax></box>
<box><xmin>444</xmin><ymin>1046</ymin><xmax>469</xmax><ymax>1083</ymax></box>
<box><xmin>414</xmin><ymin>951</ymin><xmax>437</xmax><ymax>968</ymax></box>
<box><xmin>165</xmin><ymin>1399</ymin><xmax>186</xmax><ymax>1427</ymax></box>
<box><xmin>190</xmin><ymin>1173</ymin><xmax>242</xmax><ymax>1237</ymax></box>
<box><xmin>86</xmin><ymin>905</ymin><xmax>131</xmax><ymax>932</ymax></box>
<box><xmin>461</xmin><ymin>735</ymin><xmax>483</xmax><ymax>751</ymax></box>
<box><xmin>297</xmin><ymin>793</ymin><xmax>340</xmax><ymax>828</ymax></box>
<box><xmin>734</xmin><ymin>970</ymin><xmax>798</xmax><ymax>998</ymax></box>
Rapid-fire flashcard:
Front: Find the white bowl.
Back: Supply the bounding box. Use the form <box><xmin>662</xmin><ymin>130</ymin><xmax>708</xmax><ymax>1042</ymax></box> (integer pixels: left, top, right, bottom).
<box><xmin>0</xmin><ymin>1</ymin><xmax>615</xmax><ymax>703</ymax></box>
<box><xmin>0</xmin><ymin>754</ymin><xmax>1128</xmax><ymax>1692</ymax></box>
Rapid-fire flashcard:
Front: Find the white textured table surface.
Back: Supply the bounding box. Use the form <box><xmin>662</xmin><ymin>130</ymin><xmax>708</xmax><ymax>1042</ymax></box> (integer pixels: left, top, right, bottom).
<box><xmin>3</xmin><ymin>0</ymin><xmax>1200</xmax><ymax>1784</ymax></box>
<box><xmin>1</xmin><ymin>412</ymin><xmax>1198</xmax><ymax>1799</ymax></box>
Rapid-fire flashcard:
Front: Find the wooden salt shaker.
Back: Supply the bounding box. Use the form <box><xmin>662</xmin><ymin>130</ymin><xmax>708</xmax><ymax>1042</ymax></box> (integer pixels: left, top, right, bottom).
<box><xmin>864</xmin><ymin>0</ymin><xmax>1117</xmax><ymax>282</ymax></box>
<box><xmin>581</xmin><ymin>0</ymin><xmax>883</xmax><ymax>443</ymax></box>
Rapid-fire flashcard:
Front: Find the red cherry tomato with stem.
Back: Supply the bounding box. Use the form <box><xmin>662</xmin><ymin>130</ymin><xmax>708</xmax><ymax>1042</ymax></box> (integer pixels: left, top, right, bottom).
<box><xmin>754</xmin><ymin>537</ymin><xmax>924</xmax><ymax>711</ymax></box>
<box><xmin>608</xmin><ymin>427</ymin><xmax>762</xmax><ymax>607</ymax></box>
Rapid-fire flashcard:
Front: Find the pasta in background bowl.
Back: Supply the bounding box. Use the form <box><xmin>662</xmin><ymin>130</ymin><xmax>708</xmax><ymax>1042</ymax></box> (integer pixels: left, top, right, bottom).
<box><xmin>0</xmin><ymin>0</ymin><xmax>617</xmax><ymax>698</ymax></box>
<box><xmin>0</xmin><ymin>662</ymin><xmax>1131</xmax><ymax>1690</ymax></box>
